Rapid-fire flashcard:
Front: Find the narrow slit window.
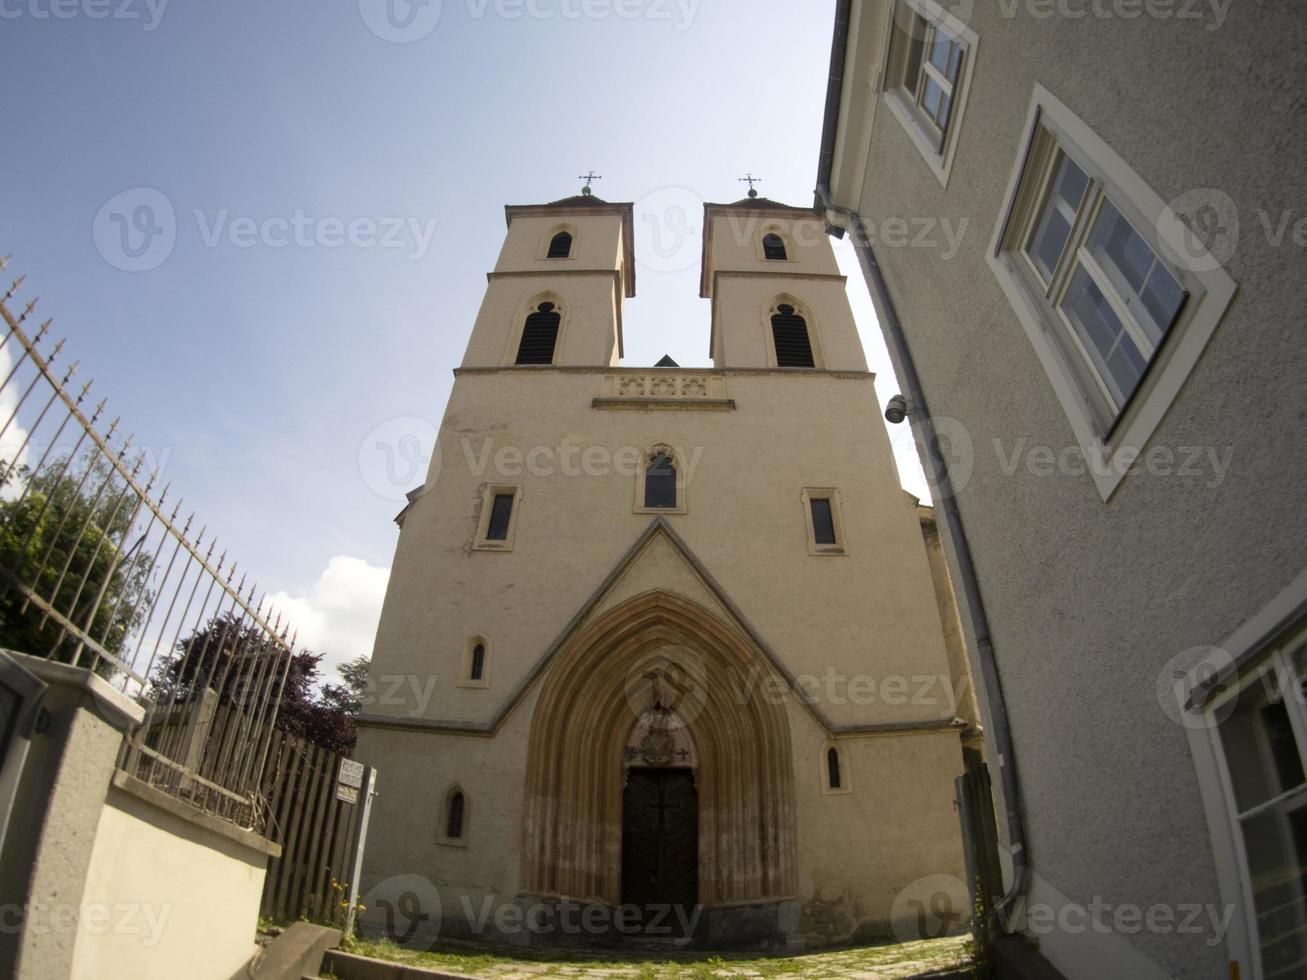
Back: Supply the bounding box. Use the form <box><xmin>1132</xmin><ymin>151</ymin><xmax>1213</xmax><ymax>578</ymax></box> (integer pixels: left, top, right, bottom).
<box><xmin>827</xmin><ymin>748</ymin><xmax>842</xmax><ymax>789</ymax></box>
<box><xmin>810</xmin><ymin>498</ymin><xmax>837</xmax><ymax>545</ymax></box>
<box><xmin>446</xmin><ymin>792</ymin><xmax>465</xmax><ymax>839</ymax></box>
<box><xmin>515</xmin><ymin>302</ymin><xmax>561</xmax><ymax>365</ymax></box>
<box><xmin>470</xmin><ymin>643</ymin><xmax>486</xmax><ymax>681</ymax></box>
<box><xmin>771</xmin><ymin>304</ymin><xmax>815</xmax><ymax>368</ymax></box>
<box><xmin>644</xmin><ymin>453</ymin><xmax>678</xmax><ymax>509</ymax></box>
<box><xmin>547</xmin><ymin>231</ymin><xmax>573</xmax><ymax>259</ymax></box>
<box><xmin>486</xmin><ymin>494</ymin><xmax>515</xmax><ymax>541</ymax></box>
<box><xmin>763</xmin><ymin>233</ymin><xmax>788</xmax><ymax>261</ymax></box>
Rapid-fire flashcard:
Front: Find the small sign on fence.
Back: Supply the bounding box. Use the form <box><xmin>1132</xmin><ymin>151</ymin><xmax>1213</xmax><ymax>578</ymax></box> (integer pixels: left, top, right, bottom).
<box><xmin>337</xmin><ymin>759</ymin><xmax>365</xmax><ymax>804</ymax></box>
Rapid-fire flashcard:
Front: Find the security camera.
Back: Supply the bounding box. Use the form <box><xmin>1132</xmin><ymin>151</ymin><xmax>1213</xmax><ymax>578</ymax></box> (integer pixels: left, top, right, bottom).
<box><xmin>884</xmin><ymin>394</ymin><xmax>909</xmax><ymax>424</ymax></box>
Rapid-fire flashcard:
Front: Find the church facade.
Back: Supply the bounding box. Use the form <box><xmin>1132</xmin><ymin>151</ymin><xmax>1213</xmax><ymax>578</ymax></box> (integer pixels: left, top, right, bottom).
<box><xmin>355</xmin><ymin>190</ymin><xmax>974</xmax><ymax>949</ymax></box>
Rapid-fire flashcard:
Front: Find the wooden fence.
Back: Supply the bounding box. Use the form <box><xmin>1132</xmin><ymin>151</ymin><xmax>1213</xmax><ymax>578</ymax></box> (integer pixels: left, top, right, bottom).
<box><xmin>259</xmin><ymin>730</ymin><xmax>377</xmax><ymax>927</ymax></box>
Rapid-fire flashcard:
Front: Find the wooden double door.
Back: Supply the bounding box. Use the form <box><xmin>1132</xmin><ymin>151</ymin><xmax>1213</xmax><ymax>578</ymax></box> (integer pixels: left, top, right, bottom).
<box><xmin>620</xmin><ymin>768</ymin><xmax>698</xmax><ymax>927</ymax></box>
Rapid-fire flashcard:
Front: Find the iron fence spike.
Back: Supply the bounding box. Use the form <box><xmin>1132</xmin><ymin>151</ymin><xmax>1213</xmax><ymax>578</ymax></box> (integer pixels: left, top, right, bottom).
<box><xmin>0</xmin><ymin>255</ymin><xmax>9</xmax><ymax>270</ymax></box>
<box><xmin>18</xmin><ymin>298</ymin><xmax>38</xmax><ymax>323</ymax></box>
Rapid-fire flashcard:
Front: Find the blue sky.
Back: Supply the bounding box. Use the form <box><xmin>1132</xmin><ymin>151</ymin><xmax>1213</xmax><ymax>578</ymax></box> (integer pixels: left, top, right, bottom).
<box><xmin>0</xmin><ymin>0</ymin><xmax>926</xmax><ymax>673</ymax></box>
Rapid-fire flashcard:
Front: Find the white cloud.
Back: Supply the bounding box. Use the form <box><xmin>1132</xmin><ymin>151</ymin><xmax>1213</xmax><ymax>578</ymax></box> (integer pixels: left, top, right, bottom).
<box><xmin>0</xmin><ymin>343</ymin><xmax>31</xmax><ymax>486</ymax></box>
<box><xmin>267</xmin><ymin>555</ymin><xmax>390</xmax><ymax>682</ymax></box>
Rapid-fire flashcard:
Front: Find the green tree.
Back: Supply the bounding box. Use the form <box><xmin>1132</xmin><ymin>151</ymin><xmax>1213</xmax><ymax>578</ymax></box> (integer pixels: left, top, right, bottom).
<box><xmin>158</xmin><ymin>612</ymin><xmax>362</xmax><ymax>755</ymax></box>
<box><xmin>0</xmin><ymin>461</ymin><xmax>153</xmax><ymax>669</ymax></box>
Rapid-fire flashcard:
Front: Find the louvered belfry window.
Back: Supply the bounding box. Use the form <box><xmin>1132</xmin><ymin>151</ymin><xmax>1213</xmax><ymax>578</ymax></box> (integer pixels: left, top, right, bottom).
<box><xmin>515</xmin><ymin>302</ymin><xmax>561</xmax><ymax>365</ymax></box>
<box><xmin>644</xmin><ymin>453</ymin><xmax>678</xmax><ymax>509</ymax></box>
<box><xmin>771</xmin><ymin>304</ymin><xmax>815</xmax><ymax>368</ymax></box>
<box><xmin>547</xmin><ymin>231</ymin><xmax>573</xmax><ymax>259</ymax></box>
<box><xmin>763</xmin><ymin>233</ymin><xmax>787</xmax><ymax>261</ymax></box>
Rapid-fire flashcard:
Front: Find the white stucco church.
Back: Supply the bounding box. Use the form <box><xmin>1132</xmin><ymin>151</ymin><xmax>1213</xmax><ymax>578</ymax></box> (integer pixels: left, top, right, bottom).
<box><xmin>355</xmin><ymin>186</ymin><xmax>977</xmax><ymax>949</ymax></box>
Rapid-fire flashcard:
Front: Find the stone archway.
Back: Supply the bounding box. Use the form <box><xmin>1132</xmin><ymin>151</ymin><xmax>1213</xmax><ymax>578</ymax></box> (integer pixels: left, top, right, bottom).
<box><xmin>521</xmin><ymin>590</ymin><xmax>798</xmax><ymax>909</ymax></box>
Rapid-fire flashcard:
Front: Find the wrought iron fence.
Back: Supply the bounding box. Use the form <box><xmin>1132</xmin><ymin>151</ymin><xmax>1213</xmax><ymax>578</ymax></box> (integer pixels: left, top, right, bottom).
<box><xmin>0</xmin><ymin>265</ymin><xmax>297</xmax><ymax>831</ymax></box>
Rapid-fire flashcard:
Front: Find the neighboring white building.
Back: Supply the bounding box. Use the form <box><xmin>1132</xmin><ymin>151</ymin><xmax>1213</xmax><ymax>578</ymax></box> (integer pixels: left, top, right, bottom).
<box><xmin>816</xmin><ymin>2</ymin><xmax>1307</xmax><ymax>979</ymax></box>
<box><xmin>355</xmin><ymin>189</ymin><xmax>978</xmax><ymax>948</ymax></box>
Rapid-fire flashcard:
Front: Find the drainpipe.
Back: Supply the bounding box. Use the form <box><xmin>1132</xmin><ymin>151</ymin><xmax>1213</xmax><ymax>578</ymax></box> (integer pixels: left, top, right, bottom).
<box><xmin>815</xmin><ymin>187</ymin><xmax>1031</xmax><ymax>925</ymax></box>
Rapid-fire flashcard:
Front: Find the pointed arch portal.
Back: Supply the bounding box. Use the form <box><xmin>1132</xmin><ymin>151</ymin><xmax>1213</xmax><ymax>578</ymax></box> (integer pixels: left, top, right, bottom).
<box><xmin>522</xmin><ymin>591</ymin><xmax>798</xmax><ymax>910</ymax></box>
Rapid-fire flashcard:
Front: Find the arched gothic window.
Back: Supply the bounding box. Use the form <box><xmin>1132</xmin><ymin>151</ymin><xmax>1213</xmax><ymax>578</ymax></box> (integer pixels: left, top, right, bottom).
<box><xmin>470</xmin><ymin>643</ymin><xmax>486</xmax><ymax>682</ymax></box>
<box><xmin>446</xmin><ymin>790</ymin><xmax>465</xmax><ymax>839</ymax></box>
<box><xmin>515</xmin><ymin>301</ymin><xmax>561</xmax><ymax>365</ymax></box>
<box><xmin>644</xmin><ymin>451</ymin><xmax>678</xmax><ymax>509</ymax></box>
<box><xmin>771</xmin><ymin>303</ymin><xmax>815</xmax><ymax>368</ymax></box>
<box><xmin>547</xmin><ymin>231</ymin><xmax>573</xmax><ymax>259</ymax></box>
<box><xmin>826</xmin><ymin>747</ymin><xmax>842</xmax><ymax>790</ymax></box>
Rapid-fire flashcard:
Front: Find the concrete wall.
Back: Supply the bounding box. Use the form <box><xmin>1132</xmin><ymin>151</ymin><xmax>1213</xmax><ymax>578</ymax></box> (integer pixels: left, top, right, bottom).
<box><xmin>0</xmin><ymin>653</ymin><xmax>276</xmax><ymax>980</ymax></box>
<box><xmin>70</xmin><ymin>777</ymin><xmax>271</xmax><ymax>980</ymax></box>
<box><xmin>827</xmin><ymin>2</ymin><xmax>1307</xmax><ymax>977</ymax></box>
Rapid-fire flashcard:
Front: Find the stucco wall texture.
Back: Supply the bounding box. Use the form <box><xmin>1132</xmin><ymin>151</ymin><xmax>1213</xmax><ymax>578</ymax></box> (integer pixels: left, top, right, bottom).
<box><xmin>848</xmin><ymin>3</ymin><xmax>1307</xmax><ymax>977</ymax></box>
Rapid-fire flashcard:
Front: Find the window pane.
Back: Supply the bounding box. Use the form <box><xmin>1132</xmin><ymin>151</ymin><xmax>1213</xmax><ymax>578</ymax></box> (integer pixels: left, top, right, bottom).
<box><xmin>486</xmin><ymin>494</ymin><xmax>514</xmax><ymax>540</ymax></box>
<box><xmin>934</xmin><ymin>89</ymin><xmax>952</xmax><ymax>129</ymax></box>
<box><xmin>1026</xmin><ymin>155</ymin><xmax>1089</xmax><ymax>283</ymax></box>
<box><xmin>810</xmin><ymin>498</ymin><xmax>837</xmax><ymax>546</ymax></box>
<box><xmin>644</xmin><ymin>455</ymin><xmax>677</xmax><ymax>509</ymax></box>
<box><xmin>1219</xmin><ymin>670</ymin><xmax>1306</xmax><ymax>815</ymax></box>
<box><xmin>1061</xmin><ymin>265</ymin><xmax>1147</xmax><ymax>410</ymax></box>
<box><xmin>447</xmin><ymin>793</ymin><xmax>465</xmax><ymax>838</ymax></box>
<box><xmin>1241</xmin><ymin>797</ymin><xmax>1307</xmax><ymax>980</ymax></box>
<box><xmin>1088</xmin><ymin>200</ymin><xmax>1186</xmax><ymax>344</ymax></box>
<box><xmin>929</xmin><ymin>34</ymin><xmax>953</xmax><ymax>74</ymax></box>
<box><xmin>921</xmin><ymin>76</ymin><xmax>943</xmax><ymax>122</ymax></box>
<box><xmin>901</xmin><ymin>18</ymin><xmax>925</xmax><ymax>96</ymax></box>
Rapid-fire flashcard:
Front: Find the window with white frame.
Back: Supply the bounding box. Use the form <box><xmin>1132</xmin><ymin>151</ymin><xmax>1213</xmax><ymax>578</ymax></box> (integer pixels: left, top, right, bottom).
<box><xmin>988</xmin><ymin>86</ymin><xmax>1236</xmax><ymax>501</ymax></box>
<box><xmin>1207</xmin><ymin>636</ymin><xmax>1307</xmax><ymax>979</ymax></box>
<box><xmin>882</xmin><ymin>0</ymin><xmax>976</xmax><ymax>184</ymax></box>
<box><xmin>1004</xmin><ymin>132</ymin><xmax>1189</xmax><ymax>430</ymax></box>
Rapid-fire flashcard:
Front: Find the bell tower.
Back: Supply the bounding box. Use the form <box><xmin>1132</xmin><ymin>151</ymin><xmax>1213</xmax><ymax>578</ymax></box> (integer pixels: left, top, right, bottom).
<box><xmin>699</xmin><ymin>191</ymin><xmax>866</xmax><ymax>372</ymax></box>
<box><xmin>460</xmin><ymin>189</ymin><xmax>635</xmax><ymax>369</ymax></box>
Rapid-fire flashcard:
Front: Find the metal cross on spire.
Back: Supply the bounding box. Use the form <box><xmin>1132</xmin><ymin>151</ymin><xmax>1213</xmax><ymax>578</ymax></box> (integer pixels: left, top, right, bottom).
<box><xmin>739</xmin><ymin>172</ymin><xmax>762</xmax><ymax>199</ymax></box>
<box><xmin>578</xmin><ymin>171</ymin><xmax>603</xmax><ymax>196</ymax></box>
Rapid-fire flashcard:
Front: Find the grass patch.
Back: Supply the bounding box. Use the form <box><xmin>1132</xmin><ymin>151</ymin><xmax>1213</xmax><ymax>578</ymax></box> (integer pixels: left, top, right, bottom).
<box><xmin>345</xmin><ymin>933</ymin><xmax>971</xmax><ymax>979</ymax></box>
